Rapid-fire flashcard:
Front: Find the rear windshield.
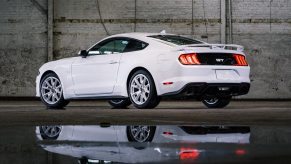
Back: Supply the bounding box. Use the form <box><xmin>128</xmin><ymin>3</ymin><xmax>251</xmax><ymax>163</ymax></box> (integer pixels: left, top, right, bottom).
<box><xmin>148</xmin><ymin>35</ymin><xmax>203</xmax><ymax>45</ymax></box>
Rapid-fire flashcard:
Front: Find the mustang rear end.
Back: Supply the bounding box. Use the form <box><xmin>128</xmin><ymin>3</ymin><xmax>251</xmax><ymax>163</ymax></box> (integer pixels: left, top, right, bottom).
<box><xmin>159</xmin><ymin>44</ymin><xmax>250</xmax><ymax>108</ymax></box>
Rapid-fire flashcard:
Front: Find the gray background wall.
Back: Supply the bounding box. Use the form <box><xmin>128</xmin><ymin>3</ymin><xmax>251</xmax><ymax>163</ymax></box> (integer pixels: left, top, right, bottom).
<box><xmin>0</xmin><ymin>0</ymin><xmax>290</xmax><ymax>98</ymax></box>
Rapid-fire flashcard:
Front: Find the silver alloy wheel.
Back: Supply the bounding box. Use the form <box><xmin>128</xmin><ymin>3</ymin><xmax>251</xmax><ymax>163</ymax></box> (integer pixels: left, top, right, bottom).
<box><xmin>204</xmin><ymin>97</ymin><xmax>219</xmax><ymax>105</ymax></box>
<box><xmin>130</xmin><ymin>74</ymin><xmax>150</xmax><ymax>105</ymax></box>
<box><xmin>41</xmin><ymin>126</ymin><xmax>62</xmax><ymax>138</ymax></box>
<box><xmin>41</xmin><ymin>77</ymin><xmax>62</xmax><ymax>105</ymax></box>
<box><xmin>130</xmin><ymin>126</ymin><xmax>151</xmax><ymax>142</ymax></box>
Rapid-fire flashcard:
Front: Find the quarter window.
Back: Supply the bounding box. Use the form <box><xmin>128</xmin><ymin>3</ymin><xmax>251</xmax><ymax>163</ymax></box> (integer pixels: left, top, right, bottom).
<box><xmin>123</xmin><ymin>40</ymin><xmax>148</xmax><ymax>52</ymax></box>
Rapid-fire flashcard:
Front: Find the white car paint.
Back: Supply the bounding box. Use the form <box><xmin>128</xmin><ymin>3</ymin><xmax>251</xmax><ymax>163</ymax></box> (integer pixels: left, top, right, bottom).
<box><xmin>36</xmin><ymin>32</ymin><xmax>250</xmax><ymax>100</ymax></box>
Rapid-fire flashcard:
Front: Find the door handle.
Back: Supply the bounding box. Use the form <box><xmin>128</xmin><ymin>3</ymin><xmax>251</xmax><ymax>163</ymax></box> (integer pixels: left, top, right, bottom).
<box><xmin>109</xmin><ymin>60</ymin><xmax>118</xmax><ymax>64</ymax></box>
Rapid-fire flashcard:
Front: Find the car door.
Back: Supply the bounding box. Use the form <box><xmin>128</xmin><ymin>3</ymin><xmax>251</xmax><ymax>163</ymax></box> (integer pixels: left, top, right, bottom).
<box><xmin>70</xmin><ymin>125</ymin><xmax>120</xmax><ymax>161</ymax></box>
<box><xmin>71</xmin><ymin>125</ymin><xmax>118</xmax><ymax>141</ymax></box>
<box><xmin>72</xmin><ymin>38</ymin><xmax>129</xmax><ymax>95</ymax></box>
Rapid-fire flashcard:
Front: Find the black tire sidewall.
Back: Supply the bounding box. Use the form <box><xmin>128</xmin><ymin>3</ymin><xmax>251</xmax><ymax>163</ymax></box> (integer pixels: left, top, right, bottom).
<box><xmin>108</xmin><ymin>98</ymin><xmax>131</xmax><ymax>108</ymax></box>
<box><xmin>202</xmin><ymin>96</ymin><xmax>231</xmax><ymax>108</ymax></box>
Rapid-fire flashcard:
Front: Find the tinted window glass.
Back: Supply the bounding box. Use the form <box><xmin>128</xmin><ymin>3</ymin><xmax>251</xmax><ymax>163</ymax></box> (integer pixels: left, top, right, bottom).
<box><xmin>123</xmin><ymin>40</ymin><xmax>148</xmax><ymax>52</ymax></box>
<box><xmin>89</xmin><ymin>39</ymin><xmax>128</xmax><ymax>55</ymax></box>
<box><xmin>148</xmin><ymin>35</ymin><xmax>203</xmax><ymax>45</ymax></box>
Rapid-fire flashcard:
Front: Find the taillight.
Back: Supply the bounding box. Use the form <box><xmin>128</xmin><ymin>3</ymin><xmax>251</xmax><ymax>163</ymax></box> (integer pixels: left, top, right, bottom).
<box><xmin>235</xmin><ymin>149</ymin><xmax>247</xmax><ymax>156</ymax></box>
<box><xmin>233</xmin><ymin>54</ymin><xmax>248</xmax><ymax>66</ymax></box>
<box><xmin>180</xmin><ymin>148</ymin><xmax>200</xmax><ymax>160</ymax></box>
<box><xmin>179</xmin><ymin>53</ymin><xmax>201</xmax><ymax>65</ymax></box>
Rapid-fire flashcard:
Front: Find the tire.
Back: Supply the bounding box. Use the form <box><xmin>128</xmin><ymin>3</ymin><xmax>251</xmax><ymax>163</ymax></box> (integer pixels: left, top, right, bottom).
<box><xmin>127</xmin><ymin>125</ymin><xmax>156</xmax><ymax>142</ymax></box>
<box><xmin>108</xmin><ymin>98</ymin><xmax>131</xmax><ymax>108</ymax></box>
<box><xmin>40</xmin><ymin>73</ymin><xmax>69</xmax><ymax>109</ymax></box>
<box><xmin>78</xmin><ymin>158</ymin><xmax>89</xmax><ymax>164</ymax></box>
<box><xmin>202</xmin><ymin>96</ymin><xmax>231</xmax><ymax>108</ymax></box>
<box><xmin>128</xmin><ymin>70</ymin><xmax>160</xmax><ymax>109</ymax></box>
<box><xmin>39</xmin><ymin>125</ymin><xmax>62</xmax><ymax>140</ymax></box>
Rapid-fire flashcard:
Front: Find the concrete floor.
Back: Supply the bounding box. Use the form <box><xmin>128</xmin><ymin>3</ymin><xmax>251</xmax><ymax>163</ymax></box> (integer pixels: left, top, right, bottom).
<box><xmin>0</xmin><ymin>100</ymin><xmax>290</xmax><ymax>126</ymax></box>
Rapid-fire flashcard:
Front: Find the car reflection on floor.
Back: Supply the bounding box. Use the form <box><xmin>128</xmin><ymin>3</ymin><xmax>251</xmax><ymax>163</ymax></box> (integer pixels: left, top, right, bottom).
<box><xmin>36</xmin><ymin>125</ymin><xmax>251</xmax><ymax>163</ymax></box>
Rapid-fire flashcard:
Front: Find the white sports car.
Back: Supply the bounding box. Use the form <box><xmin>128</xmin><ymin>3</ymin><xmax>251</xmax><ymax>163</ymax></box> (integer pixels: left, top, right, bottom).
<box><xmin>36</xmin><ymin>32</ymin><xmax>250</xmax><ymax>109</ymax></box>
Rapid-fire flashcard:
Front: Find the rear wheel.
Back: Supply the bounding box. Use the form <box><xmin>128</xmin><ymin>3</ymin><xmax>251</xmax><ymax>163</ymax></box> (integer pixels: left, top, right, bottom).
<box><xmin>40</xmin><ymin>73</ymin><xmax>69</xmax><ymax>109</ymax></box>
<box><xmin>128</xmin><ymin>70</ymin><xmax>160</xmax><ymax>109</ymax></box>
<box><xmin>108</xmin><ymin>98</ymin><xmax>131</xmax><ymax>108</ymax></box>
<box><xmin>202</xmin><ymin>96</ymin><xmax>231</xmax><ymax>108</ymax></box>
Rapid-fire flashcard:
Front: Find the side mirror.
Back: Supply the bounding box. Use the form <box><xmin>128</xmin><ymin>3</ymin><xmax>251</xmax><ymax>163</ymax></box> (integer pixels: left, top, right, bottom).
<box><xmin>79</xmin><ymin>50</ymin><xmax>88</xmax><ymax>58</ymax></box>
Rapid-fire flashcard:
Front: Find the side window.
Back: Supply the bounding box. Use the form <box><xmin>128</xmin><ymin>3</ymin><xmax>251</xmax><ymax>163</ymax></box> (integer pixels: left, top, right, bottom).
<box><xmin>88</xmin><ymin>39</ymin><xmax>129</xmax><ymax>55</ymax></box>
<box><xmin>123</xmin><ymin>40</ymin><xmax>148</xmax><ymax>53</ymax></box>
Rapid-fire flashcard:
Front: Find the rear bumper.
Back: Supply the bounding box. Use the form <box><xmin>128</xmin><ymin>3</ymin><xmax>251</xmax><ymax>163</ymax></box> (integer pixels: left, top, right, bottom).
<box><xmin>161</xmin><ymin>82</ymin><xmax>250</xmax><ymax>98</ymax></box>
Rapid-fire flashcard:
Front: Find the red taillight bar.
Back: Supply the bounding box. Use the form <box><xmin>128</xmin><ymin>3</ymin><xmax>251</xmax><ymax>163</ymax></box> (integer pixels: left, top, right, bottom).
<box><xmin>233</xmin><ymin>54</ymin><xmax>248</xmax><ymax>66</ymax></box>
<box><xmin>179</xmin><ymin>53</ymin><xmax>201</xmax><ymax>65</ymax></box>
<box><xmin>179</xmin><ymin>53</ymin><xmax>248</xmax><ymax>66</ymax></box>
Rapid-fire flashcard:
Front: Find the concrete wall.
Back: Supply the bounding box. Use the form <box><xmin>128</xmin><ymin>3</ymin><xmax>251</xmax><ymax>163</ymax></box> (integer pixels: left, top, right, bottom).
<box><xmin>0</xmin><ymin>0</ymin><xmax>48</xmax><ymax>96</ymax></box>
<box><xmin>232</xmin><ymin>0</ymin><xmax>291</xmax><ymax>98</ymax></box>
<box><xmin>0</xmin><ymin>0</ymin><xmax>290</xmax><ymax>98</ymax></box>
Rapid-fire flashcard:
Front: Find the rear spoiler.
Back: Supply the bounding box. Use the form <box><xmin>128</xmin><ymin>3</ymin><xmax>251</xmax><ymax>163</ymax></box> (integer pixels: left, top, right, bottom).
<box><xmin>178</xmin><ymin>44</ymin><xmax>244</xmax><ymax>52</ymax></box>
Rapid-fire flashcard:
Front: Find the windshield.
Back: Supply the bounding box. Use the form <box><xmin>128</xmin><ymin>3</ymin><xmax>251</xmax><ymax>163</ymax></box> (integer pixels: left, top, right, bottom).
<box><xmin>148</xmin><ymin>35</ymin><xmax>203</xmax><ymax>45</ymax></box>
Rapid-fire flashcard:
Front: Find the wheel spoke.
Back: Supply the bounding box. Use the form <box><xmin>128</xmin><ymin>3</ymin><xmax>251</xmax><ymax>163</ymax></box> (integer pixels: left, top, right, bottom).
<box><xmin>48</xmin><ymin>92</ymin><xmax>52</xmax><ymax>99</ymax></box>
<box><xmin>136</xmin><ymin>92</ymin><xmax>141</xmax><ymax>101</ymax></box>
<box><xmin>132</xmin><ymin>84</ymin><xmax>139</xmax><ymax>89</ymax></box>
<box><xmin>134</xmin><ymin>130</ymin><xmax>141</xmax><ymax>138</ymax></box>
<box><xmin>134</xmin><ymin>78</ymin><xmax>140</xmax><ymax>86</ymax></box>
<box><xmin>144</xmin><ymin>85</ymin><xmax>150</xmax><ymax>93</ymax></box>
<box><xmin>52</xmin><ymin>94</ymin><xmax>56</xmax><ymax>102</ymax></box>
<box><xmin>141</xmin><ymin>93</ymin><xmax>146</xmax><ymax>102</ymax></box>
<box><xmin>44</xmin><ymin>127</ymin><xmax>50</xmax><ymax>134</ymax></box>
<box><xmin>49</xmin><ymin>77</ymin><xmax>54</xmax><ymax>87</ymax></box>
<box><xmin>42</xmin><ymin>86</ymin><xmax>50</xmax><ymax>90</ymax></box>
<box><xmin>139</xmin><ymin>76</ymin><xmax>144</xmax><ymax>85</ymax></box>
<box><xmin>45</xmin><ymin>81</ymin><xmax>52</xmax><ymax>88</ymax></box>
<box><xmin>55</xmin><ymin>89</ymin><xmax>61</xmax><ymax>94</ymax></box>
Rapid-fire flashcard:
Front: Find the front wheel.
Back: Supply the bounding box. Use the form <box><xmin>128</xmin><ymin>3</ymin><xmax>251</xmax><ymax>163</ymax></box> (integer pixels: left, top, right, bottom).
<box><xmin>202</xmin><ymin>96</ymin><xmax>231</xmax><ymax>108</ymax></box>
<box><xmin>40</xmin><ymin>73</ymin><xmax>69</xmax><ymax>109</ymax></box>
<box><xmin>128</xmin><ymin>70</ymin><xmax>160</xmax><ymax>109</ymax></box>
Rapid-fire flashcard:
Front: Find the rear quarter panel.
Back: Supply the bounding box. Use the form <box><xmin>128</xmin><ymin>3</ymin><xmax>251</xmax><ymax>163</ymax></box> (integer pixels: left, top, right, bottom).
<box><xmin>113</xmin><ymin>42</ymin><xmax>174</xmax><ymax>96</ymax></box>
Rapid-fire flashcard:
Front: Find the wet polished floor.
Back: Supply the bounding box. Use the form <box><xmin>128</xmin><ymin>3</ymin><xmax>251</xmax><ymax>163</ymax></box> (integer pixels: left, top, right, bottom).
<box><xmin>0</xmin><ymin>100</ymin><xmax>291</xmax><ymax>126</ymax></box>
<box><xmin>0</xmin><ymin>100</ymin><xmax>291</xmax><ymax>163</ymax></box>
<box><xmin>1</xmin><ymin>124</ymin><xmax>291</xmax><ymax>163</ymax></box>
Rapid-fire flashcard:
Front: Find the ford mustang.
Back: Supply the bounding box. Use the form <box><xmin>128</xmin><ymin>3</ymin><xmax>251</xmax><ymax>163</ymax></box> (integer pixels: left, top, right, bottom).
<box><xmin>36</xmin><ymin>32</ymin><xmax>250</xmax><ymax>109</ymax></box>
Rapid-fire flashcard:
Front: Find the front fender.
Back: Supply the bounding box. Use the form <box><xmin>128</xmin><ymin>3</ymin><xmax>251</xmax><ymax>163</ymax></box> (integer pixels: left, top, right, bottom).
<box><xmin>36</xmin><ymin>58</ymin><xmax>76</xmax><ymax>99</ymax></box>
